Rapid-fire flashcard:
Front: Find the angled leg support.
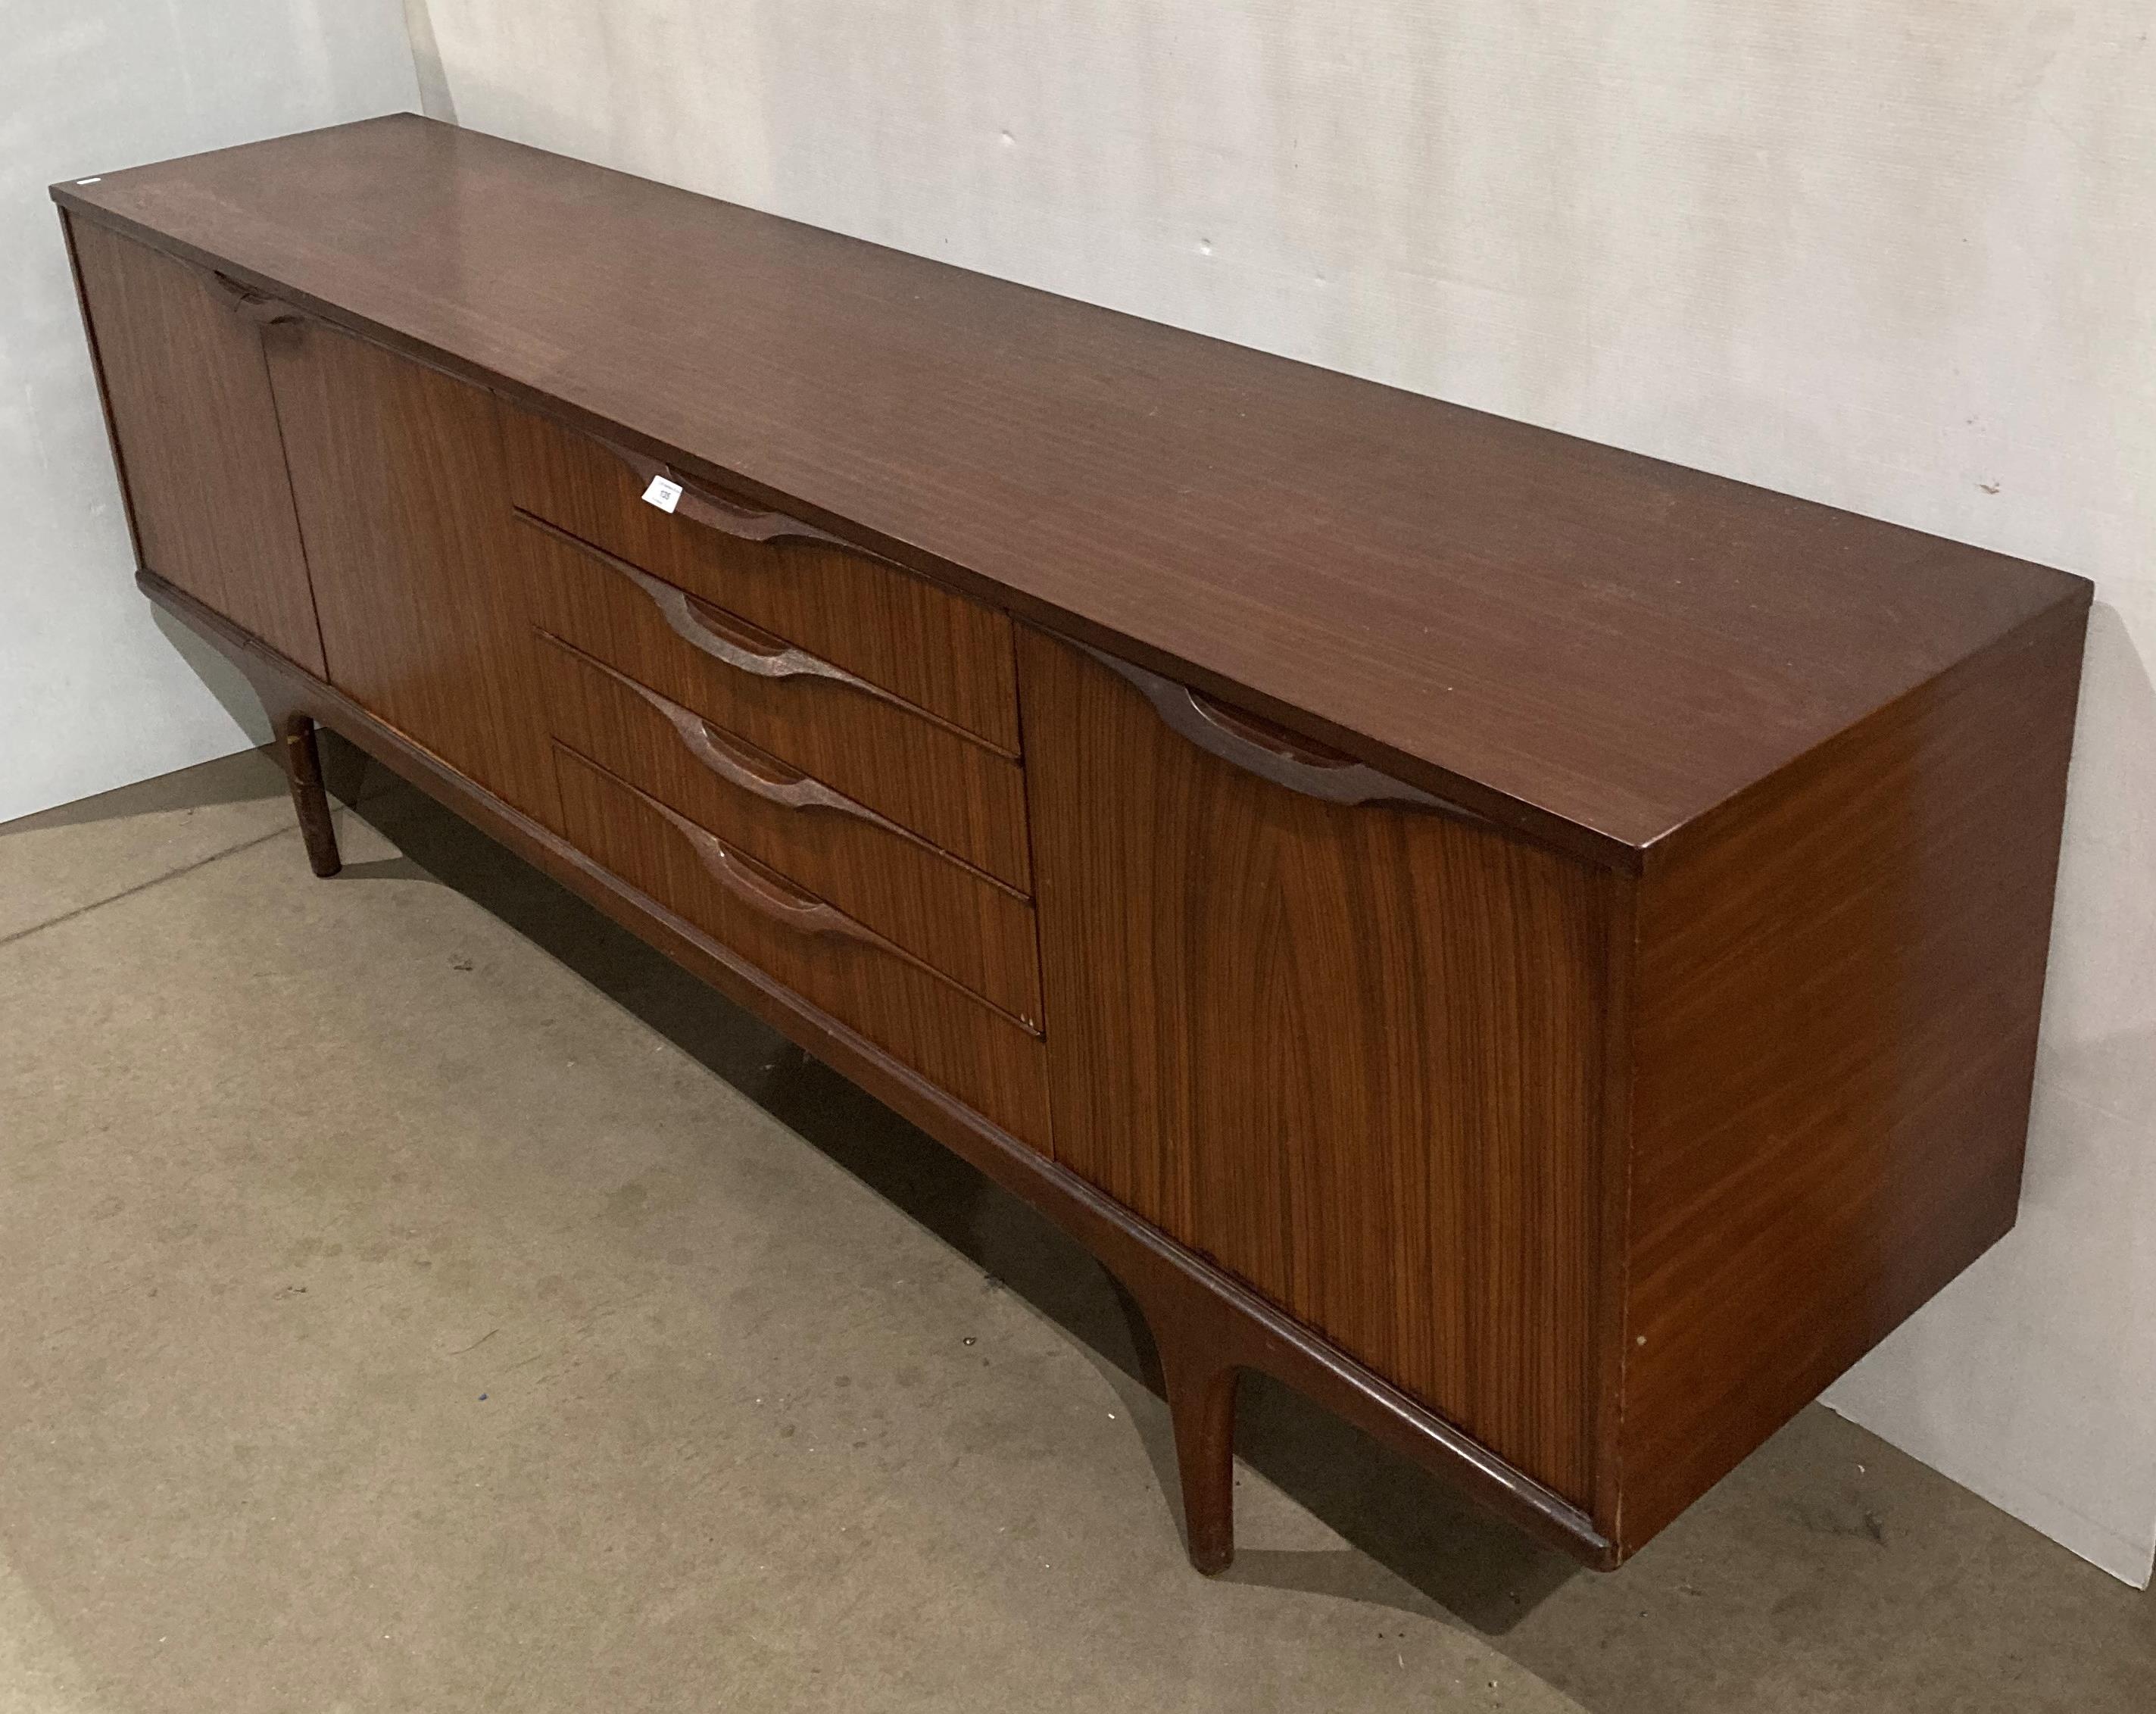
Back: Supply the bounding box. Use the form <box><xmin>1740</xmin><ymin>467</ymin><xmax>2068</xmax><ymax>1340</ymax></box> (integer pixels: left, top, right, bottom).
<box><xmin>277</xmin><ymin>713</ymin><xmax>341</xmax><ymax>878</ymax></box>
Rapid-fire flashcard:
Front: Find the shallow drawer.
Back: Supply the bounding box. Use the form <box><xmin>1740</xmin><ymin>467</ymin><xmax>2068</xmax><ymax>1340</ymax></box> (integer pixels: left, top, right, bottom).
<box><xmin>504</xmin><ymin>403</ymin><xmax>1020</xmax><ymax>752</ymax></box>
<box><xmin>521</xmin><ymin>515</ymin><xmax>1032</xmax><ymax>891</ymax></box>
<box><xmin>536</xmin><ymin>634</ymin><xmax>1044</xmax><ymax>1028</ymax></box>
<box><xmin>554</xmin><ymin>745</ymin><xmax>1051</xmax><ymax>1148</ymax></box>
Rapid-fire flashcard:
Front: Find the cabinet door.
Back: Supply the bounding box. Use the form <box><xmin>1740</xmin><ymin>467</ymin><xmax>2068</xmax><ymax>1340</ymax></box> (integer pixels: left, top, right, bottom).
<box><xmin>263</xmin><ymin>320</ymin><xmax>559</xmax><ymax>828</ymax></box>
<box><xmin>1018</xmin><ymin>629</ymin><xmax>1610</xmax><ymax>1503</ymax></box>
<box><xmin>67</xmin><ymin>217</ymin><xmax>325</xmax><ymax>675</ymax></box>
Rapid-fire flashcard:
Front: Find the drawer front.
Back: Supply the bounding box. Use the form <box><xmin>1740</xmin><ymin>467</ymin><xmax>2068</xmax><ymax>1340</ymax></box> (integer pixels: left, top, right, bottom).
<box><xmin>536</xmin><ymin>634</ymin><xmax>1043</xmax><ymax>1027</ymax></box>
<box><xmin>504</xmin><ymin>403</ymin><xmax>1020</xmax><ymax>751</ymax></box>
<box><xmin>555</xmin><ymin>745</ymin><xmax>1050</xmax><ymax>1148</ymax></box>
<box><xmin>522</xmin><ymin>516</ymin><xmax>1032</xmax><ymax>890</ymax></box>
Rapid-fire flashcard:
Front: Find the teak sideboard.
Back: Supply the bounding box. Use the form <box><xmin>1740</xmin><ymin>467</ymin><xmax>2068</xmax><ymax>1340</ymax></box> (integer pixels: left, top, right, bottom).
<box><xmin>54</xmin><ymin>114</ymin><xmax>2091</xmax><ymax>1572</ymax></box>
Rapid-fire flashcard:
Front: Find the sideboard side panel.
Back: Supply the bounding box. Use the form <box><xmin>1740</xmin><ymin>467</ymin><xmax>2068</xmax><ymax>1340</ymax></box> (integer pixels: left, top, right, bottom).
<box><xmin>1614</xmin><ymin>598</ymin><xmax>2091</xmax><ymax>1552</ymax></box>
<box><xmin>67</xmin><ymin>217</ymin><xmax>326</xmax><ymax>676</ymax></box>
<box><xmin>1019</xmin><ymin>628</ymin><xmax>1610</xmax><ymax>1503</ymax></box>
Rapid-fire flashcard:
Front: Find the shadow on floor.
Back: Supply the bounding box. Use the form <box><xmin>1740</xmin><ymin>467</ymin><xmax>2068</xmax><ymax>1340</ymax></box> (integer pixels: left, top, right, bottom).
<box><xmin>324</xmin><ymin>735</ymin><xmax>1582</xmax><ymax>1633</ymax></box>
<box><xmin>3</xmin><ymin>745</ymin><xmax>288</xmax><ymax>834</ymax></box>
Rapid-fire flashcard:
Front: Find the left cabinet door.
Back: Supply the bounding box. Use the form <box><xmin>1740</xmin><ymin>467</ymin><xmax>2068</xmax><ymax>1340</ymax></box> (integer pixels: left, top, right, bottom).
<box><xmin>261</xmin><ymin>314</ymin><xmax>561</xmax><ymax>830</ymax></box>
<box><xmin>67</xmin><ymin>217</ymin><xmax>326</xmax><ymax>676</ymax></box>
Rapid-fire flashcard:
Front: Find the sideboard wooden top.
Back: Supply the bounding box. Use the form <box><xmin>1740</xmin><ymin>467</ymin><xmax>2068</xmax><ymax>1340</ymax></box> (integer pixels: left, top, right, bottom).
<box><xmin>56</xmin><ymin>114</ymin><xmax>2089</xmax><ymax>860</ymax></box>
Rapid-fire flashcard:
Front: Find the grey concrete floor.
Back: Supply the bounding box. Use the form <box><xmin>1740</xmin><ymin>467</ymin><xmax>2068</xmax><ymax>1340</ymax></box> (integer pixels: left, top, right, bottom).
<box><xmin>1</xmin><ymin>741</ymin><xmax>2149</xmax><ymax>1714</ymax></box>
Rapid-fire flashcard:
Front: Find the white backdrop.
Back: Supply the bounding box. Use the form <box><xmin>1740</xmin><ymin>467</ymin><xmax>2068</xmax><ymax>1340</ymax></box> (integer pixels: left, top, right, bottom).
<box><xmin>0</xmin><ymin>1</ymin><xmax>420</xmax><ymax>823</ymax></box>
<box><xmin>411</xmin><ymin>0</ymin><xmax>2156</xmax><ymax>1583</ymax></box>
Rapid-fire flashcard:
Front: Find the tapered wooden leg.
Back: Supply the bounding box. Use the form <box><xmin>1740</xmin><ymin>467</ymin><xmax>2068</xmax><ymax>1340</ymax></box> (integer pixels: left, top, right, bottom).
<box><xmin>279</xmin><ymin>715</ymin><xmax>342</xmax><ymax>878</ymax></box>
<box><xmin>1160</xmin><ymin>1335</ymin><xmax>1240</xmax><ymax>1574</ymax></box>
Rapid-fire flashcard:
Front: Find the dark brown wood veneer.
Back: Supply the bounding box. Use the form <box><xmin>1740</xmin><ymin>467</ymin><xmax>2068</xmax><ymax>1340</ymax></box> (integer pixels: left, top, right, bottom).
<box><xmin>56</xmin><ymin>114</ymin><xmax>2092</xmax><ymax>1576</ymax></box>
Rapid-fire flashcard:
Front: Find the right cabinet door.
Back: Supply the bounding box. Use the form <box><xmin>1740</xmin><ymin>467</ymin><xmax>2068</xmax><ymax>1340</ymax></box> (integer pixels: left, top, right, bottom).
<box><xmin>1018</xmin><ymin>629</ymin><xmax>1609</xmax><ymax>1503</ymax></box>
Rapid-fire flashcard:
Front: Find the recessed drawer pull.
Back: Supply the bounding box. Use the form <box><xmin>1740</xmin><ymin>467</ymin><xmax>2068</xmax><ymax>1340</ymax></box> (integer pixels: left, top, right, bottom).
<box><xmin>203</xmin><ymin>267</ymin><xmax>302</xmax><ymax>327</ymax></box>
<box><xmin>598</xmin><ymin>436</ymin><xmax>880</xmax><ymax>560</ymax></box>
<box><xmin>645</xmin><ymin>790</ymin><xmax>888</xmax><ymax>951</ymax></box>
<box><xmin>1084</xmin><ymin>644</ymin><xmax>1491</xmax><ymax>826</ymax></box>
<box><xmin>516</xmin><ymin>511</ymin><xmax>953</xmax><ymax>722</ymax></box>
<box><xmin>505</xmin><ymin>407</ymin><xmax>1022</xmax><ymax>750</ymax></box>
<box><xmin>570</xmin><ymin>644</ymin><xmax>913</xmax><ymax>832</ymax></box>
<box><xmin>661</xmin><ymin>694</ymin><xmax>864</xmax><ymax>814</ymax></box>
<box><xmin>628</xmin><ymin>561</ymin><xmax>858</xmax><ymax>688</ymax></box>
<box><xmin>593</xmin><ymin>756</ymin><xmax>1043</xmax><ymax>1028</ymax></box>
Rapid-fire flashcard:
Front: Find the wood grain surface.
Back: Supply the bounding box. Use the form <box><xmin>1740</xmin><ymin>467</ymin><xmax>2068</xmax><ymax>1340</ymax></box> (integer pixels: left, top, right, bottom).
<box><xmin>1020</xmin><ymin>628</ymin><xmax>1610</xmax><ymax>1502</ymax></box>
<box><xmin>53</xmin><ymin>116</ymin><xmax>2089</xmax><ymax>858</ymax></box>
<box><xmin>1612</xmin><ymin>600</ymin><xmax>2090</xmax><ymax>1551</ymax></box>
<box><xmin>264</xmin><ymin>315</ymin><xmax>562</xmax><ymax>828</ymax></box>
<box><xmin>66</xmin><ymin>217</ymin><xmax>326</xmax><ymax>676</ymax></box>
<box><xmin>535</xmin><ymin>633</ymin><xmax>1043</xmax><ymax>1026</ymax></box>
<box><xmin>554</xmin><ymin>743</ymin><xmax>1050</xmax><ymax>1147</ymax></box>
<box><xmin>141</xmin><ymin>564</ymin><xmax>1613</xmax><ymax>1568</ymax></box>
<box><xmin>63</xmin><ymin>121</ymin><xmax>2098</xmax><ymax>1570</ymax></box>
<box><xmin>504</xmin><ymin>401</ymin><xmax>1022</xmax><ymax>752</ymax></box>
<box><xmin>523</xmin><ymin>516</ymin><xmax>1031</xmax><ymax>887</ymax></box>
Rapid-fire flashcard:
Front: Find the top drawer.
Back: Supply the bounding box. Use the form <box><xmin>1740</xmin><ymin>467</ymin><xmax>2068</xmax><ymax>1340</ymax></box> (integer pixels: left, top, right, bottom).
<box><xmin>502</xmin><ymin>404</ymin><xmax>1020</xmax><ymax>753</ymax></box>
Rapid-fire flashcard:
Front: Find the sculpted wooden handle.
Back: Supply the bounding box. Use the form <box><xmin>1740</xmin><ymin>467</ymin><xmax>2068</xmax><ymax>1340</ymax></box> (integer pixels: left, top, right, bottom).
<box><xmin>659</xmin><ymin>696</ymin><xmax>851</xmax><ymax>812</ymax></box>
<box><xmin>618</xmin><ymin>556</ymin><xmax>863</xmax><ymax>688</ymax></box>
<box><xmin>517</xmin><ymin>515</ymin><xmax>953</xmax><ymax>737</ymax></box>
<box><xmin>524</xmin><ymin>513</ymin><xmax>871</xmax><ymax>690</ymax></box>
<box><xmin>588</xmin><ymin>752</ymin><xmax>999</xmax><ymax>991</ymax></box>
<box><xmin>1083</xmin><ymin>645</ymin><xmax>1490</xmax><ymax>825</ymax></box>
<box><xmin>645</xmin><ymin>792</ymin><xmax>885</xmax><ymax>948</ymax></box>
<box><xmin>577</xmin><ymin>648</ymin><xmax>909</xmax><ymax>833</ymax></box>
<box><xmin>599</xmin><ymin>436</ymin><xmax>872</xmax><ymax>556</ymax></box>
<box><xmin>204</xmin><ymin>269</ymin><xmax>302</xmax><ymax>326</ymax></box>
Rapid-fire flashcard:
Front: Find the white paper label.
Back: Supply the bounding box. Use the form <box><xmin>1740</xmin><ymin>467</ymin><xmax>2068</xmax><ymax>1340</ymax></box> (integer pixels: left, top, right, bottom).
<box><xmin>641</xmin><ymin>475</ymin><xmax>684</xmax><ymax>514</ymax></box>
